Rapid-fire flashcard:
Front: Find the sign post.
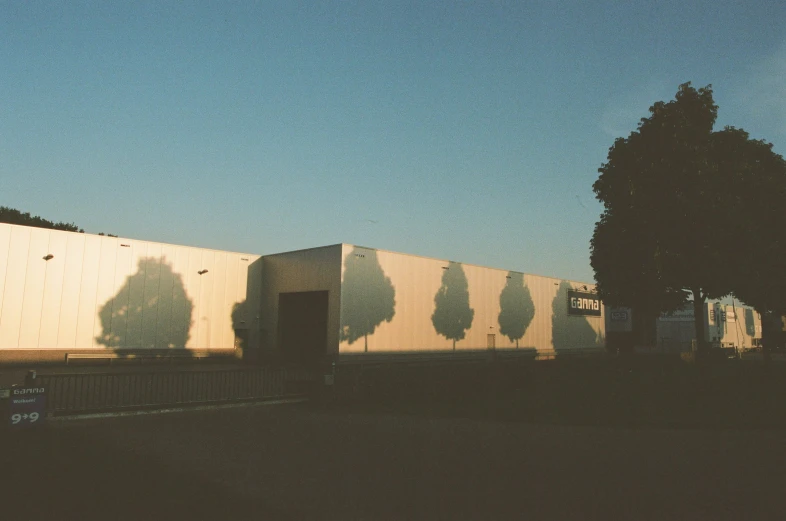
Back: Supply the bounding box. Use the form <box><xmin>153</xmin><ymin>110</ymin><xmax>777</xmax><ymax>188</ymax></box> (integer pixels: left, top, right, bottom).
<box><xmin>7</xmin><ymin>386</ymin><xmax>47</xmax><ymax>429</ymax></box>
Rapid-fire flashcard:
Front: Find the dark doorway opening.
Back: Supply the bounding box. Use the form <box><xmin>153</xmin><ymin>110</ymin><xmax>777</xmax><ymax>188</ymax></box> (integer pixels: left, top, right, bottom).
<box><xmin>278</xmin><ymin>291</ymin><xmax>329</xmax><ymax>365</ymax></box>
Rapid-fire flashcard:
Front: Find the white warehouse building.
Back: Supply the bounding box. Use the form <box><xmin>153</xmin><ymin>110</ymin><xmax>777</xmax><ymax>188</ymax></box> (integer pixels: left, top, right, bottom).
<box><xmin>0</xmin><ymin>223</ymin><xmax>607</xmax><ymax>364</ymax></box>
<box><xmin>0</xmin><ymin>223</ymin><xmax>261</xmax><ymax>363</ymax></box>
<box><xmin>261</xmin><ymin>244</ymin><xmax>606</xmax><ymax>363</ymax></box>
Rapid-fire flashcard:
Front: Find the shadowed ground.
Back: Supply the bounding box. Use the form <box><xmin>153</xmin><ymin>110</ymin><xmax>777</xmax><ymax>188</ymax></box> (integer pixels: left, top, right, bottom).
<box><xmin>3</xmin><ymin>399</ymin><xmax>786</xmax><ymax>521</ymax></box>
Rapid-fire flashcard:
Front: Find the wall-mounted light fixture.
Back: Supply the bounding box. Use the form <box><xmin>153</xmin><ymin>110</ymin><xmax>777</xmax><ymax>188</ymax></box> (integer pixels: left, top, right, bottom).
<box><xmin>198</xmin><ymin>269</ymin><xmax>209</xmax><ymax>275</ymax></box>
<box><xmin>43</xmin><ymin>254</ymin><xmax>54</xmax><ymax>261</ymax></box>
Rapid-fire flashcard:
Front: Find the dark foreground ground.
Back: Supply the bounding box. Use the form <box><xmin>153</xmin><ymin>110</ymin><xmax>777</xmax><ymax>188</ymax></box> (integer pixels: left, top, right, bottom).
<box><xmin>2</xmin><ymin>400</ymin><xmax>786</xmax><ymax>521</ymax></box>
<box><xmin>3</xmin><ymin>357</ymin><xmax>786</xmax><ymax>520</ymax></box>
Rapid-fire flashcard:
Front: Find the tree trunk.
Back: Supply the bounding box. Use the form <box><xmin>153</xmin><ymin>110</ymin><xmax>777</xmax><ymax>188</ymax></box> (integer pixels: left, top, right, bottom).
<box><xmin>453</xmin><ymin>339</ymin><xmax>456</xmax><ymax>351</ymax></box>
<box><xmin>692</xmin><ymin>289</ymin><xmax>707</xmax><ymax>354</ymax></box>
<box><xmin>364</xmin><ymin>334</ymin><xmax>368</xmax><ymax>353</ymax></box>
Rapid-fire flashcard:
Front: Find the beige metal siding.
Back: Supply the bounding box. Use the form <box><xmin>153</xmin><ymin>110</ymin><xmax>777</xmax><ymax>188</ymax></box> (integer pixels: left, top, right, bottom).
<box><xmin>170</xmin><ymin>246</ymin><xmax>192</xmax><ymax>348</ymax></box>
<box><xmin>211</xmin><ymin>252</ymin><xmax>228</xmax><ymax>349</ymax></box>
<box><xmin>195</xmin><ymin>250</ymin><xmax>215</xmax><ymax>349</ymax></box>
<box><xmin>0</xmin><ymin>223</ymin><xmax>258</xmax><ymax>354</ymax></box>
<box><xmin>339</xmin><ymin>245</ymin><xmax>604</xmax><ymax>356</ymax></box>
<box><xmin>0</xmin><ymin>225</ymin><xmax>11</xmax><ymax>324</ymax></box>
<box><xmin>74</xmin><ymin>235</ymin><xmax>102</xmax><ymax>348</ymax></box>
<box><xmin>140</xmin><ymin>242</ymin><xmax>163</xmax><ymax>349</ymax></box>
<box><xmin>154</xmin><ymin>244</ymin><xmax>177</xmax><ymax>349</ymax></box>
<box><xmin>56</xmin><ymin>232</ymin><xmax>86</xmax><ymax>349</ymax></box>
<box><xmin>93</xmin><ymin>237</ymin><xmax>119</xmax><ymax>346</ymax></box>
<box><xmin>18</xmin><ymin>227</ymin><xmax>50</xmax><ymax>348</ymax></box>
<box><xmin>0</xmin><ymin>226</ymin><xmax>29</xmax><ymax>347</ymax></box>
<box><xmin>38</xmin><ymin>230</ymin><xmax>68</xmax><ymax>348</ymax></box>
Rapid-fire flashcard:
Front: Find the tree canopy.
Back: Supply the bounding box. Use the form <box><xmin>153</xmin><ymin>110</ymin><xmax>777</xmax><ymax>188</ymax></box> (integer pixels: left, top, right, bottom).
<box><xmin>0</xmin><ymin>206</ymin><xmax>83</xmax><ymax>233</ymax></box>
<box><xmin>591</xmin><ymin>83</ymin><xmax>786</xmax><ymax>350</ymax></box>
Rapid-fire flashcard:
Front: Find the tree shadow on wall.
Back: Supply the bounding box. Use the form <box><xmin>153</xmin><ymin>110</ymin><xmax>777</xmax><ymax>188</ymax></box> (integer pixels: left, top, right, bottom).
<box><xmin>432</xmin><ymin>262</ymin><xmax>474</xmax><ymax>350</ymax></box>
<box><xmin>551</xmin><ymin>281</ymin><xmax>601</xmax><ymax>352</ymax></box>
<box><xmin>340</xmin><ymin>247</ymin><xmax>396</xmax><ymax>352</ymax></box>
<box><xmin>498</xmin><ymin>272</ymin><xmax>535</xmax><ymax>349</ymax></box>
<box><xmin>744</xmin><ymin>308</ymin><xmax>756</xmax><ymax>337</ymax></box>
<box><xmin>96</xmin><ymin>257</ymin><xmax>193</xmax><ymax>349</ymax></box>
<box><xmin>232</xmin><ymin>300</ymin><xmax>250</xmax><ymax>351</ymax></box>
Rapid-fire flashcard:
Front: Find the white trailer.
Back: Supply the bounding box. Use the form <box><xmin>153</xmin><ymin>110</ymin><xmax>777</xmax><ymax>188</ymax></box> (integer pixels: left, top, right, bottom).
<box><xmin>651</xmin><ymin>302</ymin><xmax>761</xmax><ymax>354</ymax></box>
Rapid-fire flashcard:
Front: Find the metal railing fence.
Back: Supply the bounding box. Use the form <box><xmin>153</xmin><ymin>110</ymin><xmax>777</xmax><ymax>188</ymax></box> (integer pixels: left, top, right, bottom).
<box><xmin>37</xmin><ymin>366</ymin><xmax>314</xmax><ymax>415</ymax></box>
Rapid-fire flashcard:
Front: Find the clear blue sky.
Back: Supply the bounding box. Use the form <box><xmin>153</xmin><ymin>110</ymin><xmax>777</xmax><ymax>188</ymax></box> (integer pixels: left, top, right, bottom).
<box><xmin>2</xmin><ymin>1</ymin><xmax>784</xmax><ymax>282</ymax></box>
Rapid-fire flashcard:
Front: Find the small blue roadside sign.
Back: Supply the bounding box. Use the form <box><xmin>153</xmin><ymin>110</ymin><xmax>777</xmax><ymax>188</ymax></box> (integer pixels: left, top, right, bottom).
<box><xmin>8</xmin><ymin>386</ymin><xmax>47</xmax><ymax>428</ymax></box>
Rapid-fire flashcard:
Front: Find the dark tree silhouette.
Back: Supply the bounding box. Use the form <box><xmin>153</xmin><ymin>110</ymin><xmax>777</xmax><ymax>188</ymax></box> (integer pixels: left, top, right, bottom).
<box><xmin>0</xmin><ymin>206</ymin><xmax>83</xmax><ymax>232</ymax></box>
<box><xmin>96</xmin><ymin>257</ymin><xmax>193</xmax><ymax>349</ymax></box>
<box><xmin>744</xmin><ymin>308</ymin><xmax>756</xmax><ymax>338</ymax></box>
<box><xmin>232</xmin><ymin>299</ymin><xmax>249</xmax><ymax>350</ymax></box>
<box><xmin>551</xmin><ymin>281</ymin><xmax>600</xmax><ymax>351</ymax></box>
<box><xmin>498</xmin><ymin>272</ymin><xmax>535</xmax><ymax>348</ymax></box>
<box><xmin>592</xmin><ymin>83</ymin><xmax>786</xmax><ymax>354</ymax></box>
<box><xmin>340</xmin><ymin>247</ymin><xmax>396</xmax><ymax>352</ymax></box>
<box><xmin>432</xmin><ymin>262</ymin><xmax>474</xmax><ymax>350</ymax></box>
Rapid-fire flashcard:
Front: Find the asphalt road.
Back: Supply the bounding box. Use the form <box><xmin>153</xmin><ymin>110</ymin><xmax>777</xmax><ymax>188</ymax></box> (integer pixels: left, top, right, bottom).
<box><xmin>2</xmin><ymin>404</ymin><xmax>786</xmax><ymax>521</ymax></box>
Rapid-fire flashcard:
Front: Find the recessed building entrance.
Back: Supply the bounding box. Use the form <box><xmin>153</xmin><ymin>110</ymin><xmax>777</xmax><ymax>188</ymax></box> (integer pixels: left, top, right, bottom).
<box><xmin>277</xmin><ymin>291</ymin><xmax>329</xmax><ymax>365</ymax></box>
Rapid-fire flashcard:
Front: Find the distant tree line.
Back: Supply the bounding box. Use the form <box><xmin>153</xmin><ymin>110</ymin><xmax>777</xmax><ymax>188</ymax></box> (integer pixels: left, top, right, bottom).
<box><xmin>0</xmin><ymin>206</ymin><xmax>115</xmax><ymax>236</ymax></box>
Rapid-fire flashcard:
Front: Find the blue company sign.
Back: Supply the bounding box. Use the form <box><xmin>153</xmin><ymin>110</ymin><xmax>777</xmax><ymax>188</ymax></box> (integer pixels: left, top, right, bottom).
<box><xmin>8</xmin><ymin>387</ymin><xmax>47</xmax><ymax>428</ymax></box>
<box><xmin>567</xmin><ymin>290</ymin><xmax>602</xmax><ymax>317</ymax></box>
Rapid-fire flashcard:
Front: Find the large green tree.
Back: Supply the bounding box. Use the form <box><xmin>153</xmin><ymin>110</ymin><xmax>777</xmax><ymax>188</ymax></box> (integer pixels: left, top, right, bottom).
<box><xmin>712</xmin><ymin>128</ymin><xmax>786</xmax><ymax>359</ymax></box>
<box><xmin>591</xmin><ymin>83</ymin><xmax>785</xmax><ymax>351</ymax></box>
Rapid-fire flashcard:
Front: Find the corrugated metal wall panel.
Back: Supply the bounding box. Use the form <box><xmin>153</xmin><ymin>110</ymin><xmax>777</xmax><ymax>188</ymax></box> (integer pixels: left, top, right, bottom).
<box><xmin>339</xmin><ymin>246</ymin><xmax>604</xmax><ymax>356</ymax></box>
<box><xmin>57</xmin><ymin>233</ymin><xmax>86</xmax><ymax>349</ymax></box>
<box><xmin>18</xmin><ymin>227</ymin><xmax>50</xmax><ymax>348</ymax></box>
<box><xmin>223</xmin><ymin>254</ymin><xmax>240</xmax><ymax>335</ymax></box>
<box><xmin>0</xmin><ymin>226</ymin><xmax>31</xmax><ymax>348</ymax></box>
<box><xmin>139</xmin><ymin>242</ymin><xmax>163</xmax><ymax>349</ymax></box>
<box><xmin>211</xmin><ymin>252</ymin><xmax>228</xmax><ymax>348</ymax></box>
<box><xmin>183</xmin><ymin>248</ymin><xmax>203</xmax><ymax>348</ymax></box>
<box><xmin>108</xmin><ymin>239</ymin><xmax>136</xmax><ymax>347</ymax></box>
<box><xmin>75</xmin><ymin>235</ymin><xmax>102</xmax><ymax>348</ymax></box>
<box><xmin>154</xmin><ymin>245</ymin><xmax>177</xmax><ymax>349</ymax></box>
<box><xmin>38</xmin><ymin>230</ymin><xmax>69</xmax><ymax>348</ymax></box>
<box><xmin>93</xmin><ymin>237</ymin><xmax>120</xmax><ymax>347</ymax></box>
<box><xmin>196</xmin><ymin>250</ymin><xmax>215</xmax><ymax>349</ymax></box>
<box><xmin>0</xmin><ymin>226</ymin><xmax>12</xmax><ymax>330</ymax></box>
<box><xmin>168</xmin><ymin>246</ymin><xmax>192</xmax><ymax>348</ymax></box>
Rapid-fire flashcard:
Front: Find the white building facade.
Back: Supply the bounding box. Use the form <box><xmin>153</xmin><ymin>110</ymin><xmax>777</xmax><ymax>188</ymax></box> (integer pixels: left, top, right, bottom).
<box><xmin>0</xmin><ymin>223</ymin><xmax>260</xmax><ymax>362</ymax></box>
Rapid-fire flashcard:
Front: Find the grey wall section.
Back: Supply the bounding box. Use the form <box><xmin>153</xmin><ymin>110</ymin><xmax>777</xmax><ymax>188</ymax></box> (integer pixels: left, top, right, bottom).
<box><xmin>260</xmin><ymin>245</ymin><xmax>343</xmax><ymax>357</ymax></box>
<box><xmin>338</xmin><ymin>245</ymin><xmax>605</xmax><ymax>356</ymax></box>
<box><xmin>0</xmin><ymin>224</ymin><xmax>259</xmax><ymax>354</ymax></box>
